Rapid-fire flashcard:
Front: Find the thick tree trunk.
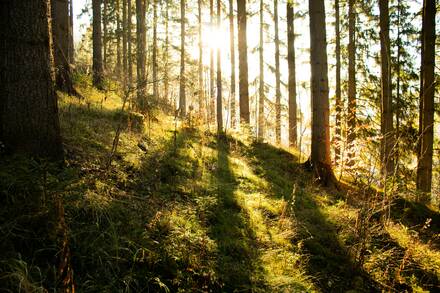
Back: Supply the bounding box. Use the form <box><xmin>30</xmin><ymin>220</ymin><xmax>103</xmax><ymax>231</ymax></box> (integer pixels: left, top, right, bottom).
<box><xmin>179</xmin><ymin>0</ymin><xmax>186</xmax><ymax>117</ymax></box>
<box><xmin>136</xmin><ymin>0</ymin><xmax>146</xmax><ymax>109</ymax></box>
<box><xmin>258</xmin><ymin>0</ymin><xmax>264</xmax><ymax>139</ymax></box>
<box><xmin>52</xmin><ymin>0</ymin><xmax>74</xmax><ymax>93</ymax></box>
<box><xmin>334</xmin><ymin>0</ymin><xmax>341</xmax><ymax>164</ymax></box>
<box><xmin>379</xmin><ymin>0</ymin><xmax>394</xmax><ymax>177</ymax></box>
<box><xmin>229</xmin><ymin>0</ymin><xmax>236</xmax><ymax>129</ymax></box>
<box><xmin>216</xmin><ymin>0</ymin><xmax>223</xmax><ymax>132</ymax></box>
<box><xmin>347</xmin><ymin>0</ymin><xmax>356</xmax><ymax>161</ymax></box>
<box><xmin>153</xmin><ymin>0</ymin><xmax>158</xmax><ymax>99</ymax></box>
<box><xmin>0</xmin><ymin>0</ymin><xmax>63</xmax><ymax>159</ymax></box>
<box><xmin>103</xmin><ymin>0</ymin><xmax>108</xmax><ymax>69</ymax></box>
<box><xmin>309</xmin><ymin>0</ymin><xmax>333</xmax><ymax>184</ymax></box>
<box><xmin>274</xmin><ymin>0</ymin><xmax>281</xmax><ymax>144</ymax></box>
<box><xmin>237</xmin><ymin>0</ymin><xmax>250</xmax><ymax>124</ymax></box>
<box><xmin>416</xmin><ymin>0</ymin><xmax>436</xmax><ymax>196</ymax></box>
<box><xmin>198</xmin><ymin>0</ymin><xmax>204</xmax><ymax>115</ymax></box>
<box><xmin>92</xmin><ymin>0</ymin><xmax>104</xmax><ymax>89</ymax></box>
<box><xmin>68</xmin><ymin>0</ymin><xmax>74</xmax><ymax>64</ymax></box>
<box><xmin>287</xmin><ymin>1</ymin><xmax>297</xmax><ymax>147</ymax></box>
<box><xmin>128</xmin><ymin>0</ymin><xmax>133</xmax><ymax>86</ymax></box>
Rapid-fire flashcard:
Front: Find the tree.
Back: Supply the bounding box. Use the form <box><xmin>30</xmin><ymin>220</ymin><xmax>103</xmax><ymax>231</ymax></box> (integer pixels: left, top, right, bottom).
<box><xmin>274</xmin><ymin>0</ymin><xmax>281</xmax><ymax>144</ymax></box>
<box><xmin>52</xmin><ymin>0</ymin><xmax>75</xmax><ymax>93</ymax></box>
<box><xmin>92</xmin><ymin>0</ymin><xmax>104</xmax><ymax>89</ymax></box>
<box><xmin>198</xmin><ymin>0</ymin><xmax>205</xmax><ymax>115</ymax></box>
<box><xmin>229</xmin><ymin>0</ymin><xmax>237</xmax><ymax>128</ymax></box>
<box><xmin>287</xmin><ymin>0</ymin><xmax>297</xmax><ymax>147</ymax></box>
<box><xmin>216</xmin><ymin>0</ymin><xmax>223</xmax><ymax>132</ymax></box>
<box><xmin>69</xmin><ymin>0</ymin><xmax>74</xmax><ymax>64</ymax></box>
<box><xmin>128</xmin><ymin>0</ymin><xmax>133</xmax><ymax>86</ymax></box>
<box><xmin>153</xmin><ymin>0</ymin><xmax>159</xmax><ymax>99</ymax></box>
<box><xmin>0</xmin><ymin>0</ymin><xmax>63</xmax><ymax>159</ymax></box>
<box><xmin>379</xmin><ymin>0</ymin><xmax>394</xmax><ymax>177</ymax></box>
<box><xmin>210</xmin><ymin>0</ymin><xmax>215</xmax><ymax>121</ymax></box>
<box><xmin>258</xmin><ymin>0</ymin><xmax>265</xmax><ymax>139</ymax></box>
<box><xmin>179</xmin><ymin>0</ymin><xmax>186</xmax><ymax>116</ymax></box>
<box><xmin>308</xmin><ymin>0</ymin><xmax>333</xmax><ymax>183</ymax></box>
<box><xmin>347</xmin><ymin>0</ymin><xmax>356</xmax><ymax>160</ymax></box>
<box><xmin>416</xmin><ymin>0</ymin><xmax>436</xmax><ymax>196</ymax></box>
<box><xmin>123</xmin><ymin>0</ymin><xmax>128</xmax><ymax>85</ymax></box>
<box><xmin>334</xmin><ymin>0</ymin><xmax>341</xmax><ymax>163</ymax></box>
<box><xmin>136</xmin><ymin>0</ymin><xmax>147</xmax><ymax>109</ymax></box>
<box><xmin>237</xmin><ymin>0</ymin><xmax>250</xmax><ymax>124</ymax></box>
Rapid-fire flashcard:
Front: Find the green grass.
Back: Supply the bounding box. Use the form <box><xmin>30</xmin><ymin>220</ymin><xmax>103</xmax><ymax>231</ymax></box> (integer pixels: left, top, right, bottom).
<box><xmin>1</xmin><ymin>76</ymin><xmax>439</xmax><ymax>292</ymax></box>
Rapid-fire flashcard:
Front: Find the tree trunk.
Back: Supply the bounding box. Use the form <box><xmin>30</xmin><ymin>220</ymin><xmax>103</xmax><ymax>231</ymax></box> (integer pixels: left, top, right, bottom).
<box><xmin>198</xmin><ymin>0</ymin><xmax>204</xmax><ymax>115</ymax></box>
<box><xmin>287</xmin><ymin>1</ymin><xmax>297</xmax><ymax>148</ymax></box>
<box><xmin>309</xmin><ymin>0</ymin><xmax>333</xmax><ymax>184</ymax></box>
<box><xmin>0</xmin><ymin>0</ymin><xmax>63</xmax><ymax>159</ymax></box>
<box><xmin>128</xmin><ymin>0</ymin><xmax>133</xmax><ymax>86</ymax></box>
<box><xmin>136</xmin><ymin>0</ymin><xmax>146</xmax><ymax>109</ymax></box>
<box><xmin>68</xmin><ymin>0</ymin><xmax>74</xmax><ymax>64</ymax></box>
<box><xmin>92</xmin><ymin>0</ymin><xmax>104</xmax><ymax>89</ymax></box>
<box><xmin>103</xmin><ymin>0</ymin><xmax>108</xmax><ymax>69</ymax></box>
<box><xmin>334</xmin><ymin>0</ymin><xmax>341</xmax><ymax>164</ymax></box>
<box><xmin>258</xmin><ymin>0</ymin><xmax>264</xmax><ymax>139</ymax></box>
<box><xmin>416</xmin><ymin>0</ymin><xmax>436</xmax><ymax>196</ymax></box>
<box><xmin>116</xmin><ymin>0</ymin><xmax>122</xmax><ymax>78</ymax></box>
<box><xmin>153</xmin><ymin>0</ymin><xmax>158</xmax><ymax>99</ymax></box>
<box><xmin>347</xmin><ymin>0</ymin><xmax>356</xmax><ymax>161</ymax></box>
<box><xmin>179</xmin><ymin>0</ymin><xmax>186</xmax><ymax>117</ymax></box>
<box><xmin>217</xmin><ymin>0</ymin><xmax>223</xmax><ymax>132</ymax></box>
<box><xmin>210</xmin><ymin>0</ymin><xmax>215</xmax><ymax>122</ymax></box>
<box><xmin>164</xmin><ymin>0</ymin><xmax>169</xmax><ymax>103</ymax></box>
<box><xmin>274</xmin><ymin>0</ymin><xmax>281</xmax><ymax>145</ymax></box>
<box><xmin>379</xmin><ymin>0</ymin><xmax>394</xmax><ymax>177</ymax></box>
<box><xmin>122</xmin><ymin>0</ymin><xmax>128</xmax><ymax>85</ymax></box>
<box><xmin>237</xmin><ymin>0</ymin><xmax>250</xmax><ymax>124</ymax></box>
<box><xmin>52</xmin><ymin>0</ymin><xmax>74</xmax><ymax>93</ymax></box>
<box><xmin>229</xmin><ymin>0</ymin><xmax>236</xmax><ymax>129</ymax></box>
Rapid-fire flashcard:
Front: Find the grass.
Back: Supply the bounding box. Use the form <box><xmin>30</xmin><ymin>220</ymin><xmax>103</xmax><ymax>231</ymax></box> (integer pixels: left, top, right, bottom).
<box><xmin>0</xmin><ymin>76</ymin><xmax>439</xmax><ymax>292</ymax></box>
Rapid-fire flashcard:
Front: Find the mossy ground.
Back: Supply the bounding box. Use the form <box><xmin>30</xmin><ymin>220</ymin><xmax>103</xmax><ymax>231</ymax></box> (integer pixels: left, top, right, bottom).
<box><xmin>0</xmin><ymin>78</ymin><xmax>439</xmax><ymax>292</ymax></box>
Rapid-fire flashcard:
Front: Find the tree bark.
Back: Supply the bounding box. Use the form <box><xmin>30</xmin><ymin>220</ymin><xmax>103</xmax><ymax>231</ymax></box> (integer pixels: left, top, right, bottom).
<box><xmin>287</xmin><ymin>1</ymin><xmax>297</xmax><ymax>147</ymax></box>
<box><xmin>116</xmin><ymin>0</ymin><xmax>122</xmax><ymax>78</ymax></box>
<box><xmin>128</xmin><ymin>0</ymin><xmax>133</xmax><ymax>86</ymax></box>
<box><xmin>210</xmin><ymin>0</ymin><xmax>215</xmax><ymax>122</ymax></box>
<box><xmin>416</xmin><ymin>0</ymin><xmax>436</xmax><ymax>196</ymax></box>
<box><xmin>103</xmin><ymin>0</ymin><xmax>108</xmax><ymax>69</ymax></box>
<box><xmin>258</xmin><ymin>0</ymin><xmax>264</xmax><ymax>139</ymax></box>
<box><xmin>52</xmin><ymin>0</ymin><xmax>74</xmax><ymax>93</ymax></box>
<box><xmin>347</xmin><ymin>0</ymin><xmax>356</xmax><ymax>161</ymax></box>
<box><xmin>122</xmin><ymin>0</ymin><xmax>128</xmax><ymax>85</ymax></box>
<box><xmin>379</xmin><ymin>0</ymin><xmax>394</xmax><ymax>177</ymax></box>
<box><xmin>0</xmin><ymin>0</ymin><xmax>63</xmax><ymax>159</ymax></box>
<box><xmin>92</xmin><ymin>0</ymin><xmax>104</xmax><ymax>89</ymax></box>
<box><xmin>309</xmin><ymin>0</ymin><xmax>333</xmax><ymax>184</ymax></box>
<box><xmin>179</xmin><ymin>0</ymin><xmax>186</xmax><ymax>117</ymax></box>
<box><xmin>229</xmin><ymin>0</ymin><xmax>236</xmax><ymax>129</ymax></box>
<box><xmin>217</xmin><ymin>0</ymin><xmax>223</xmax><ymax>132</ymax></box>
<box><xmin>334</xmin><ymin>0</ymin><xmax>341</xmax><ymax>164</ymax></box>
<box><xmin>198</xmin><ymin>0</ymin><xmax>204</xmax><ymax>115</ymax></box>
<box><xmin>68</xmin><ymin>0</ymin><xmax>74</xmax><ymax>64</ymax></box>
<box><xmin>164</xmin><ymin>0</ymin><xmax>170</xmax><ymax>104</ymax></box>
<box><xmin>136</xmin><ymin>0</ymin><xmax>146</xmax><ymax>109</ymax></box>
<box><xmin>274</xmin><ymin>0</ymin><xmax>281</xmax><ymax>144</ymax></box>
<box><xmin>237</xmin><ymin>0</ymin><xmax>250</xmax><ymax>124</ymax></box>
<box><xmin>153</xmin><ymin>0</ymin><xmax>158</xmax><ymax>99</ymax></box>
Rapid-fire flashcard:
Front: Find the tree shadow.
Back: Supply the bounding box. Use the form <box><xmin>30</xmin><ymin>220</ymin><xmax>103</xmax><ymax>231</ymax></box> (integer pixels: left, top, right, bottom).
<box><xmin>241</xmin><ymin>141</ymin><xmax>381</xmax><ymax>292</ymax></box>
<box><xmin>207</xmin><ymin>135</ymin><xmax>267</xmax><ymax>292</ymax></box>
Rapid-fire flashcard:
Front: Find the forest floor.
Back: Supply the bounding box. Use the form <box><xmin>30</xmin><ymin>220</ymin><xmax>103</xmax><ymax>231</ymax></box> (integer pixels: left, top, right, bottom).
<box><xmin>1</xmin><ymin>77</ymin><xmax>439</xmax><ymax>292</ymax></box>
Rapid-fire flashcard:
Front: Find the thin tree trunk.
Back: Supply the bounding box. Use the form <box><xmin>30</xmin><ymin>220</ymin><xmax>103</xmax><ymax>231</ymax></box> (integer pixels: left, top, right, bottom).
<box><xmin>217</xmin><ymin>0</ymin><xmax>223</xmax><ymax>132</ymax></box>
<box><xmin>153</xmin><ymin>0</ymin><xmax>158</xmax><ymax>99</ymax></box>
<box><xmin>287</xmin><ymin>1</ymin><xmax>297</xmax><ymax>147</ymax></box>
<box><xmin>136</xmin><ymin>0</ymin><xmax>146</xmax><ymax>109</ymax></box>
<box><xmin>395</xmin><ymin>0</ymin><xmax>401</xmax><ymax>170</ymax></box>
<box><xmin>122</xmin><ymin>0</ymin><xmax>127</xmax><ymax>86</ymax></box>
<box><xmin>52</xmin><ymin>0</ymin><xmax>74</xmax><ymax>93</ymax></box>
<box><xmin>116</xmin><ymin>0</ymin><xmax>122</xmax><ymax>78</ymax></box>
<box><xmin>258</xmin><ymin>0</ymin><xmax>264</xmax><ymax>139</ymax></box>
<box><xmin>103</xmin><ymin>0</ymin><xmax>108</xmax><ymax>69</ymax></box>
<box><xmin>309</xmin><ymin>0</ymin><xmax>333</xmax><ymax>183</ymax></box>
<box><xmin>210</xmin><ymin>0</ymin><xmax>215</xmax><ymax>122</ymax></box>
<box><xmin>229</xmin><ymin>0</ymin><xmax>236</xmax><ymax>129</ymax></box>
<box><xmin>334</xmin><ymin>0</ymin><xmax>341</xmax><ymax>164</ymax></box>
<box><xmin>198</xmin><ymin>0</ymin><xmax>204</xmax><ymax>115</ymax></box>
<box><xmin>92</xmin><ymin>0</ymin><xmax>104</xmax><ymax>89</ymax></box>
<box><xmin>128</xmin><ymin>0</ymin><xmax>133</xmax><ymax>86</ymax></box>
<box><xmin>416</xmin><ymin>0</ymin><xmax>436</xmax><ymax>196</ymax></box>
<box><xmin>274</xmin><ymin>0</ymin><xmax>281</xmax><ymax>144</ymax></box>
<box><xmin>379</xmin><ymin>0</ymin><xmax>394</xmax><ymax>177</ymax></box>
<box><xmin>69</xmin><ymin>0</ymin><xmax>74</xmax><ymax>64</ymax></box>
<box><xmin>164</xmin><ymin>0</ymin><xmax>169</xmax><ymax>103</ymax></box>
<box><xmin>179</xmin><ymin>0</ymin><xmax>186</xmax><ymax>117</ymax></box>
<box><xmin>347</xmin><ymin>0</ymin><xmax>356</xmax><ymax>161</ymax></box>
<box><xmin>0</xmin><ymin>0</ymin><xmax>63</xmax><ymax>159</ymax></box>
<box><xmin>237</xmin><ymin>0</ymin><xmax>250</xmax><ymax>124</ymax></box>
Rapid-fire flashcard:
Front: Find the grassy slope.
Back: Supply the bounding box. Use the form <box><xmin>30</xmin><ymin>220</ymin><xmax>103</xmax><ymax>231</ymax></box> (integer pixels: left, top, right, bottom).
<box><xmin>1</xmin><ymin>81</ymin><xmax>439</xmax><ymax>292</ymax></box>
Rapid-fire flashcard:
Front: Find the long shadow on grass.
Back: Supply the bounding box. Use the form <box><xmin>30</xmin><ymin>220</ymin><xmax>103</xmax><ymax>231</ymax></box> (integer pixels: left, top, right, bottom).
<box><xmin>242</xmin><ymin>141</ymin><xmax>380</xmax><ymax>292</ymax></box>
<box><xmin>207</xmin><ymin>135</ymin><xmax>267</xmax><ymax>292</ymax></box>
